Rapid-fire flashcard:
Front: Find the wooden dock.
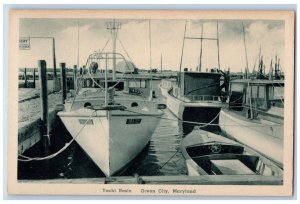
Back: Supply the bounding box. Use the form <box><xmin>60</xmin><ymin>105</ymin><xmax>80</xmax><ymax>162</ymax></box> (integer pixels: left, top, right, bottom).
<box><xmin>19</xmin><ymin>175</ymin><xmax>283</xmax><ymax>185</ymax></box>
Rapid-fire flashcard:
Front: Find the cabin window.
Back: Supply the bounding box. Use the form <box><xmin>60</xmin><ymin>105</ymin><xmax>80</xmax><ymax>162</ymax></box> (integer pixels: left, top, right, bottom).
<box><xmin>251</xmin><ymin>85</ymin><xmax>258</xmax><ymax>98</ymax></box>
<box><xmin>268</xmin><ymin>86</ymin><xmax>274</xmax><ymax>100</ymax></box>
<box><xmin>128</xmin><ymin>80</ymin><xmax>146</xmax><ymax>88</ymax></box>
<box><xmin>86</xmin><ymin>79</ymin><xmax>91</xmax><ymax>87</ymax></box>
<box><xmin>268</xmin><ymin>86</ymin><xmax>284</xmax><ymax>100</ymax></box>
<box><xmin>258</xmin><ymin>86</ymin><xmax>265</xmax><ymax>99</ymax></box>
<box><xmin>231</xmin><ymin>83</ymin><xmax>243</xmax><ymax>92</ymax></box>
<box><xmin>274</xmin><ymin>86</ymin><xmax>284</xmax><ymax>100</ymax></box>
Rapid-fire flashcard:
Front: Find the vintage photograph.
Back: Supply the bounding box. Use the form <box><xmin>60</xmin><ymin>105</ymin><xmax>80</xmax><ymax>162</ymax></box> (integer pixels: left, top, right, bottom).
<box><xmin>7</xmin><ymin>10</ymin><xmax>294</xmax><ymax>196</ymax></box>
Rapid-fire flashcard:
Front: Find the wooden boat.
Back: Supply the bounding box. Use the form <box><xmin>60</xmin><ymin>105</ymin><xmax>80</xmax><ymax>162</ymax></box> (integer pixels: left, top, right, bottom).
<box><xmin>180</xmin><ymin>128</ymin><xmax>283</xmax><ymax>177</ymax></box>
<box><xmin>219</xmin><ymin>79</ymin><xmax>284</xmax><ymax>167</ymax></box>
<box><xmin>58</xmin><ymin>52</ymin><xmax>164</xmax><ymax>177</ymax></box>
<box><xmin>159</xmin><ymin>21</ymin><xmax>228</xmax><ymax>134</ymax></box>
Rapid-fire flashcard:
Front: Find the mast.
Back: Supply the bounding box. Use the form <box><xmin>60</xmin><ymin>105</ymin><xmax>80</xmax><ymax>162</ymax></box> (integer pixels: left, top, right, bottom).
<box><xmin>148</xmin><ymin>20</ymin><xmax>153</xmax><ymax>98</ymax></box>
<box><xmin>107</xmin><ymin>20</ymin><xmax>121</xmax><ymax>80</ymax></box>
<box><xmin>160</xmin><ymin>53</ymin><xmax>162</xmax><ymax>72</ymax></box>
<box><xmin>105</xmin><ymin>54</ymin><xmax>108</xmax><ymax>106</ymax></box>
<box><xmin>242</xmin><ymin>22</ymin><xmax>253</xmax><ymax>119</ymax></box>
<box><xmin>216</xmin><ymin>20</ymin><xmax>220</xmax><ymax>70</ymax></box>
<box><xmin>77</xmin><ymin>19</ymin><xmax>80</xmax><ymax>72</ymax></box>
<box><xmin>242</xmin><ymin>22</ymin><xmax>249</xmax><ymax>79</ymax></box>
<box><xmin>198</xmin><ymin>22</ymin><xmax>203</xmax><ymax>72</ymax></box>
<box><xmin>179</xmin><ymin>20</ymin><xmax>187</xmax><ymax>72</ymax></box>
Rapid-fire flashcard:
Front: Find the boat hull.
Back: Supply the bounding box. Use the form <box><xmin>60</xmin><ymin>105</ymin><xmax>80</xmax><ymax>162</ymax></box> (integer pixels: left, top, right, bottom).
<box><xmin>160</xmin><ymin>84</ymin><xmax>223</xmax><ymax>134</ymax></box>
<box><xmin>58</xmin><ymin>108</ymin><xmax>162</xmax><ymax>176</ymax></box>
<box><xmin>181</xmin><ymin>129</ymin><xmax>283</xmax><ymax>177</ymax></box>
<box><xmin>219</xmin><ymin>109</ymin><xmax>283</xmax><ymax>167</ymax></box>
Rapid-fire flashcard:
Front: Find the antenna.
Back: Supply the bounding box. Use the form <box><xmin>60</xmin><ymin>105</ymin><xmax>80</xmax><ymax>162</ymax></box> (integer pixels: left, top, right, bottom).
<box><xmin>107</xmin><ymin>20</ymin><xmax>121</xmax><ymax>80</ymax></box>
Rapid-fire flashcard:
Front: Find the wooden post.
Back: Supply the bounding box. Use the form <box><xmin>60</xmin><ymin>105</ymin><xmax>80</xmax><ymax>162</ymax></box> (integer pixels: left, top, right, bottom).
<box><xmin>60</xmin><ymin>63</ymin><xmax>67</xmax><ymax>104</ymax></box>
<box><xmin>73</xmin><ymin>65</ymin><xmax>77</xmax><ymax>90</ymax></box>
<box><xmin>33</xmin><ymin>69</ymin><xmax>36</xmax><ymax>88</ymax></box>
<box><xmin>38</xmin><ymin>60</ymin><xmax>50</xmax><ymax>154</ymax></box>
<box><xmin>24</xmin><ymin>68</ymin><xmax>28</xmax><ymax>88</ymax></box>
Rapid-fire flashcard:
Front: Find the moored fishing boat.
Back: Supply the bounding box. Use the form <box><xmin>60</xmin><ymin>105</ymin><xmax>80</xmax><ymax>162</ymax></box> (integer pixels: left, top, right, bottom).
<box><xmin>160</xmin><ymin>20</ymin><xmax>228</xmax><ymax>134</ymax></box>
<box><xmin>219</xmin><ymin>79</ymin><xmax>284</xmax><ymax>167</ymax></box>
<box><xmin>180</xmin><ymin>128</ymin><xmax>283</xmax><ymax>177</ymax></box>
<box><xmin>58</xmin><ymin>20</ymin><xmax>165</xmax><ymax>176</ymax></box>
<box><xmin>58</xmin><ymin>52</ymin><xmax>164</xmax><ymax>177</ymax></box>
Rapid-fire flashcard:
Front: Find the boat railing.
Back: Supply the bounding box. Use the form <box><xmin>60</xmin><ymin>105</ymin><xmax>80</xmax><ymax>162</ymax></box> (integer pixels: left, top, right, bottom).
<box><xmin>184</xmin><ymin>95</ymin><xmax>226</xmax><ymax>103</ymax></box>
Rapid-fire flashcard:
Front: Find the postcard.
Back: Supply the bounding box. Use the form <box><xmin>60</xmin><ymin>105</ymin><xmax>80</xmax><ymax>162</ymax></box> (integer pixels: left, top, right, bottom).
<box><xmin>7</xmin><ymin>9</ymin><xmax>294</xmax><ymax>196</ymax></box>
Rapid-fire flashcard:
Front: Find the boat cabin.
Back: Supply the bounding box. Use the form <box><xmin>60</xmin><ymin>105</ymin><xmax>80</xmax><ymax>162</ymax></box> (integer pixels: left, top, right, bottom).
<box><xmin>79</xmin><ymin>74</ymin><xmax>152</xmax><ymax>97</ymax></box>
<box><xmin>229</xmin><ymin>79</ymin><xmax>284</xmax><ymax>117</ymax></box>
<box><xmin>172</xmin><ymin>72</ymin><xmax>223</xmax><ymax>102</ymax></box>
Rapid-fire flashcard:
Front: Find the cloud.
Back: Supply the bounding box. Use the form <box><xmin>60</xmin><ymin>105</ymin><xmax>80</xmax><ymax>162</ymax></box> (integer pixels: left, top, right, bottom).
<box><xmin>19</xmin><ymin>19</ymin><xmax>285</xmax><ymax>73</ymax></box>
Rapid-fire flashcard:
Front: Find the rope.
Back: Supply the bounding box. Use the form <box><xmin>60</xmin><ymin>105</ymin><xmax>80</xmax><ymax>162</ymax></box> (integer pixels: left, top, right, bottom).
<box><xmin>159</xmin><ymin>149</ymin><xmax>180</xmax><ymax>169</ymax></box>
<box><xmin>18</xmin><ymin>110</ymin><xmax>96</xmax><ymax>162</ymax></box>
<box><xmin>229</xmin><ymin>94</ymin><xmax>243</xmax><ymax>104</ymax></box>
<box><xmin>117</xmin><ymin>37</ymin><xmax>133</xmax><ymax>62</ymax></box>
<box><xmin>100</xmin><ymin>38</ymin><xmax>111</xmax><ymax>53</ymax></box>
<box><xmin>125</xmin><ymin>109</ymin><xmax>282</xmax><ymax>127</ymax></box>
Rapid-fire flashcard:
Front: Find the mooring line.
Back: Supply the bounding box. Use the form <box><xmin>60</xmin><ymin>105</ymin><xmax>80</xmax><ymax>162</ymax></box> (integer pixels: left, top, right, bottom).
<box><xmin>18</xmin><ymin>110</ymin><xmax>96</xmax><ymax>162</ymax></box>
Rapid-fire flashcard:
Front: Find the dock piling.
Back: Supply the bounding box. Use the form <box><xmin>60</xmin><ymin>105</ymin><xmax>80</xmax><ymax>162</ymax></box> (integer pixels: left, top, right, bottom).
<box><xmin>38</xmin><ymin>60</ymin><xmax>50</xmax><ymax>154</ymax></box>
<box><xmin>60</xmin><ymin>63</ymin><xmax>67</xmax><ymax>104</ymax></box>
<box><xmin>33</xmin><ymin>69</ymin><xmax>36</xmax><ymax>88</ymax></box>
<box><xmin>24</xmin><ymin>68</ymin><xmax>28</xmax><ymax>88</ymax></box>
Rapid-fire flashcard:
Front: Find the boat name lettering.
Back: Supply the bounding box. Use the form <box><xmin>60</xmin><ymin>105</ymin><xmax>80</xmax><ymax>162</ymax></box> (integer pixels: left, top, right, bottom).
<box><xmin>79</xmin><ymin>119</ymin><xmax>94</xmax><ymax>125</ymax></box>
<box><xmin>126</xmin><ymin>118</ymin><xmax>142</xmax><ymax>124</ymax></box>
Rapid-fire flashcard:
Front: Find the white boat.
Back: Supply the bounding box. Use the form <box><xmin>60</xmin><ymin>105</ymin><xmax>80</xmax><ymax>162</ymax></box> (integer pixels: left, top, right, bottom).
<box><xmin>180</xmin><ymin>128</ymin><xmax>283</xmax><ymax>177</ymax></box>
<box><xmin>159</xmin><ymin>21</ymin><xmax>228</xmax><ymax>134</ymax></box>
<box><xmin>58</xmin><ymin>51</ymin><xmax>164</xmax><ymax>177</ymax></box>
<box><xmin>160</xmin><ymin>72</ymin><xmax>228</xmax><ymax>134</ymax></box>
<box><xmin>219</xmin><ymin>79</ymin><xmax>284</xmax><ymax>167</ymax></box>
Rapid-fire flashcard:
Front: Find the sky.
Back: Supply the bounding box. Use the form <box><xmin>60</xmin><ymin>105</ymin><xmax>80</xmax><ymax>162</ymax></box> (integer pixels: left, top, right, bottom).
<box><xmin>19</xmin><ymin>18</ymin><xmax>285</xmax><ymax>73</ymax></box>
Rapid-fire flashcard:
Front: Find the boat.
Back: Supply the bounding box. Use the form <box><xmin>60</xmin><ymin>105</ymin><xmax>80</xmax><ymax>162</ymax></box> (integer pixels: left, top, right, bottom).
<box><xmin>58</xmin><ymin>53</ymin><xmax>164</xmax><ymax>177</ymax></box>
<box><xmin>219</xmin><ymin>79</ymin><xmax>284</xmax><ymax>168</ymax></box>
<box><xmin>180</xmin><ymin>128</ymin><xmax>283</xmax><ymax>177</ymax></box>
<box><xmin>160</xmin><ymin>21</ymin><xmax>228</xmax><ymax>134</ymax></box>
<box><xmin>57</xmin><ymin>21</ymin><xmax>164</xmax><ymax>176</ymax></box>
<box><xmin>160</xmin><ymin>72</ymin><xmax>227</xmax><ymax>132</ymax></box>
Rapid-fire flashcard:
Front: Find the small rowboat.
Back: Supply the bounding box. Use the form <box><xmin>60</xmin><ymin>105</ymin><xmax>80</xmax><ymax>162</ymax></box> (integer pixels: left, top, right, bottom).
<box><xmin>180</xmin><ymin>128</ymin><xmax>283</xmax><ymax>177</ymax></box>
